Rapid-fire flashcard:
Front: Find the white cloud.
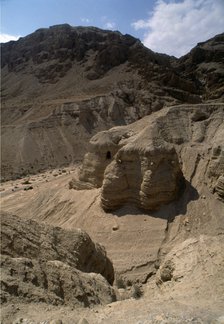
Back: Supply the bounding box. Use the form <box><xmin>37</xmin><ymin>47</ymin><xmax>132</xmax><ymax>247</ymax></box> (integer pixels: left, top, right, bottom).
<box><xmin>101</xmin><ymin>16</ymin><xmax>116</xmax><ymax>30</ymax></box>
<box><xmin>0</xmin><ymin>33</ymin><xmax>21</xmax><ymax>43</ymax></box>
<box><xmin>132</xmin><ymin>19</ymin><xmax>150</xmax><ymax>30</ymax></box>
<box><xmin>132</xmin><ymin>0</ymin><xmax>224</xmax><ymax>57</ymax></box>
<box><xmin>104</xmin><ymin>21</ymin><xmax>116</xmax><ymax>30</ymax></box>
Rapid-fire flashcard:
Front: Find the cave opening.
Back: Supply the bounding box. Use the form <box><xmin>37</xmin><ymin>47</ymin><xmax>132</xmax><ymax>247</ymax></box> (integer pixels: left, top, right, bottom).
<box><xmin>106</xmin><ymin>151</ymin><xmax>111</xmax><ymax>159</ymax></box>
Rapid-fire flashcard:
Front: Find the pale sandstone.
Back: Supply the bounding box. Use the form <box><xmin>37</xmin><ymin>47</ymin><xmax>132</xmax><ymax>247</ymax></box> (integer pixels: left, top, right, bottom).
<box><xmin>77</xmin><ymin>104</ymin><xmax>224</xmax><ymax>211</ymax></box>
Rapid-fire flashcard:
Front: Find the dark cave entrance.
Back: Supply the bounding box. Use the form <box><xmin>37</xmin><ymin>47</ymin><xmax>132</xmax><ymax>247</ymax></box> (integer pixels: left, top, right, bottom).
<box><xmin>106</xmin><ymin>151</ymin><xmax>111</xmax><ymax>159</ymax></box>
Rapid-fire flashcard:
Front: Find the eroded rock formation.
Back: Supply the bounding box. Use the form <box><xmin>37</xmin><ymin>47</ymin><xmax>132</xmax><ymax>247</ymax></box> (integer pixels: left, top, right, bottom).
<box><xmin>156</xmin><ymin>235</ymin><xmax>224</xmax><ymax>301</ymax></box>
<box><xmin>101</xmin><ymin>143</ymin><xmax>184</xmax><ymax>211</ymax></box>
<box><xmin>175</xmin><ymin>33</ymin><xmax>224</xmax><ymax>101</ymax></box>
<box><xmin>77</xmin><ymin>104</ymin><xmax>224</xmax><ymax>210</ymax></box>
<box><xmin>0</xmin><ymin>212</ymin><xmax>115</xmax><ymax>306</ymax></box>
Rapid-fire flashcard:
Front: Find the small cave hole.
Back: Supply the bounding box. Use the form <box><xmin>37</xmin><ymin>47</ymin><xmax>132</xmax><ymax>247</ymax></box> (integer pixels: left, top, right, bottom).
<box><xmin>192</xmin><ymin>113</ymin><xmax>208</xmax><ymax>122</ymax></box>
<box><xmin>106</xmin><ymin>151</ymin><xmax>111</xmax><ymax>159</ymax></box>
<box><xmin>194</xmin><ymin>115</ymin><xmax>208</xmax><ymax>122</ymax></box>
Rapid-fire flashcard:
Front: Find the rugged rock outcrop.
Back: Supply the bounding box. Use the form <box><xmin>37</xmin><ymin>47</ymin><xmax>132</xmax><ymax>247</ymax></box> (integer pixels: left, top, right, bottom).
<box><xmin>174</xmin><ymin>33</ymin><xmax>224</xmax><ymax>101</ymax></box>
<box><xmin>215</xmin><ymin>175</ymin><xmax>224</xmax><ymax>201</ymax></box>
<box><xmin>77</xmin><ymin>104</ymin><xmax>224</xmax><ymax>210</ymax></box>
<box><xmin>0</xmin><ymin>25</ymin><xmax>168</xmax><ymax>82</ymax></box>
<box><xmin>3</xmin><ymin>27</ymin><xmax>224</xmax><ymax>181</ymax></box>
<box><xmin>0</xmin><ymin>212</ymin><xmax>115</xmax><ymax>306</ymax></box>
<box><xmin>156</xmin><ymin>235</ymin><xmax>224</xmax><ymax>301</ymax></box>
<box><xmin>101</xmin><ymin>141</ymin><xmax>184</xmax><ymax>211</ymax></box>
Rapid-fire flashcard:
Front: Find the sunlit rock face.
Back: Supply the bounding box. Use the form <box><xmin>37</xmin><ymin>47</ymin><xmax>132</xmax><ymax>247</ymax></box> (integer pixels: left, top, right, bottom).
<box><xmin>77</xmin><ymin>103</ymin><xmax>224</xmax><ymax>211</ymax></box>
<box><xmin>101</xmin><ymin>145</ymin><xmax>184</xmax><ymax>211</ymax></box>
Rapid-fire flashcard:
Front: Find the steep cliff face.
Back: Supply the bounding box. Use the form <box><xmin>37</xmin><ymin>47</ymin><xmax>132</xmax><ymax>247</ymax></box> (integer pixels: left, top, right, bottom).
<box><xmin>0</xmin><ymin>25</ymin><xmax>160</xmax><ymax>80</ymax></box>
<box><xmin>101</xmin><ymin>147</ymin><xmax>184</xmax><ymax>211</ymax></box>
<box><xmin>174</xmin><ymin>33</ymin><xmax>224</xmax><ymax>101</ymax></box>
<box><xmin>77</xmin><ymin>104</ymin><xmax>224</xmax><ymax>210</ymax></box>
<box><xmin>4</xmin><ymin>26</ymin><xmax>224</xmax><ymax>181</ymax></box>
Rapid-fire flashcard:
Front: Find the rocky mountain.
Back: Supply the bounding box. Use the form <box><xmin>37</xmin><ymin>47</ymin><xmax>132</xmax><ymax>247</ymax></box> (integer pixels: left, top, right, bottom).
<box><xmin>1</xmin><ymin>25</ymin><xmax>224</xmax><ymax>323</ymax></box>
<box><xmin>175</xmin><ymin>33</ymin><xmax>224</xmax><ymax>101</ymax></box>
<box><xmin>1</xmin><ymin>25</ymin><xmax>223</xmax><ymax>181</ymax></box>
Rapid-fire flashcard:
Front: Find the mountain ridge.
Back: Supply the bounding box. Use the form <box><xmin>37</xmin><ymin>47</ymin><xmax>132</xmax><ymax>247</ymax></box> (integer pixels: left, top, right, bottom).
<box><xmin>1</xmin><ymin>25</ymin><xmax>224</xmax><ymax>324</ymax></box>
<box><xmin>1</xmin><ymin>25</ymin><xmax>224</xmax><ymax>180</ymax></box>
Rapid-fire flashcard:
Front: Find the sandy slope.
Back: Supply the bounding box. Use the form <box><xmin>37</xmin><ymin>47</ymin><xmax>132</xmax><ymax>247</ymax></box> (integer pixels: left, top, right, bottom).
<box><xmin>1</xmin><ymin>166</ymin><xmax>224</xmax><ymax>323</ymax></box>
<box><xmin>0</xmin><ymin>167</ymin><xmax>168</xmax><ymax>282</ymax></box>
<box><xmin>1</xmin><ymin>103</ymin><xmax>224</xmax><ymax>323</ymax></box>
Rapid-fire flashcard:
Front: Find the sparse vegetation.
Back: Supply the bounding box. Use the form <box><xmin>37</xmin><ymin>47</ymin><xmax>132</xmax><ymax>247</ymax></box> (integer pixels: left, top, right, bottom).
<box><xmin>22</xmin><ymin>180</ymin><xmax>31</xmax><ymax>185</ymax></box>
<box><xmin>24</xmin><ymin>186</ymin><xmax>33</xmax><ymax>191</ymax></box>
<box><xmin>132</xmin><ymin>284</ymin><xmax>143</xmax><ymax>299</ymax></box>
<box><xmin>69</xmin><ymin>180</ymin><xmax>74</xmax><ymax>189</ymax></box>
<box><xmin>126</xmin><ymin>279</ymin><xmax>132</xmax><ymax>287</ymax></box>
<box><xmin>115</xmin><ymin>276</ymin><xmax>126</xmax><ymax>289</ymax></box>
<box><xmin>114</xmin><ymin>276</ymin><xmax>144</xmax><ymax>301</ymax></box>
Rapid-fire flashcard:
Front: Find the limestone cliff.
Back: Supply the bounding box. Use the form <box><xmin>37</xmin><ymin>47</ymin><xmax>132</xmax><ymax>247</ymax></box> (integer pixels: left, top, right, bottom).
<box><xmin>77</xmin><ymin>104</ymin><xmax>224</xmax><ymax>210</ymax></box>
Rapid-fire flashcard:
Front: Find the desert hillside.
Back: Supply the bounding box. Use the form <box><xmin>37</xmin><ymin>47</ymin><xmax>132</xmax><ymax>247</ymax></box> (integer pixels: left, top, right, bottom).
<box><xmin>1</xmin><ymin>26</ymin><xmax>223</xmax><ymax>180</ymax></box>
<box><xmin>1</xmin><ymin>26</ymin><xmax>224</xmax><ymax>324</ymax></box>
<box><xmin>1</xmin><ymin>103</ymin><xmax>224</xmax><ymax>323</ymax></box>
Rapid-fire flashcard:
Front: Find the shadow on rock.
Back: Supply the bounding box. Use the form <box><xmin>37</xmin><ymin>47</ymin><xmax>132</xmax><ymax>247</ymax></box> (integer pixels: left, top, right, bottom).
<box><xmin>111</xmin><ymin>180</ymin><xmax>199</xmax><ymax>222</ymax></box>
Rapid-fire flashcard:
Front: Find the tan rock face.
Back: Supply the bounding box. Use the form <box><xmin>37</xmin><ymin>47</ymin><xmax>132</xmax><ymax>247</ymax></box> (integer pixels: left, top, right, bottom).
<box><xmin>101</xmin><ymin>147</ymin><xmax>184</xmax><ymax>211</ymax></box>
<box><xmin>207</xmin><ymin>146</ymin><xmax>224</xmax><ymax>201</ymax></box>
<box><xmin>156</xmin><ymin>235</ymin><xmax>224</xmax><ymax>300</ymax></box>
<box><xmin>1</xmin><ymin>255</ymin><xmax>115</xmax><ymax>307</ymax></box>
<box><xmin>0</xmin><ymin>212</ymin><xmax>115</xmax><ymax>306</ymax></box>
<box><xmin>1</xmin><ymin>212</ymin><xmax>114</xmax><ymax>284</ymax></box>
<box><xmin>77</xmin><ymin>104</ymin><xmax>224</xmax><ymax>211</ymax></box>
<box><xmin>79</xmin><ymin>129</ymin><xmax>126</xmax><ymax>187</ymax></box>
<box><xmin>215</xmin><ymin>175</ymin><xmax>224</xmax><ymax>201</ymax></box>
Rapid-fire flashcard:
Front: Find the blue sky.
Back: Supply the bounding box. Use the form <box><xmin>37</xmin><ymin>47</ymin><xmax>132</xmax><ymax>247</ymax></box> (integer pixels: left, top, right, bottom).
<box><xmin>1</xmin><ymin>0</ymin><xmax>224</xmax><ymax>57</ymax></box>
<box><xmin>0</xmin><ymin>0</ymin><xmax>153</xmax><ymax>40</ymax></box>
